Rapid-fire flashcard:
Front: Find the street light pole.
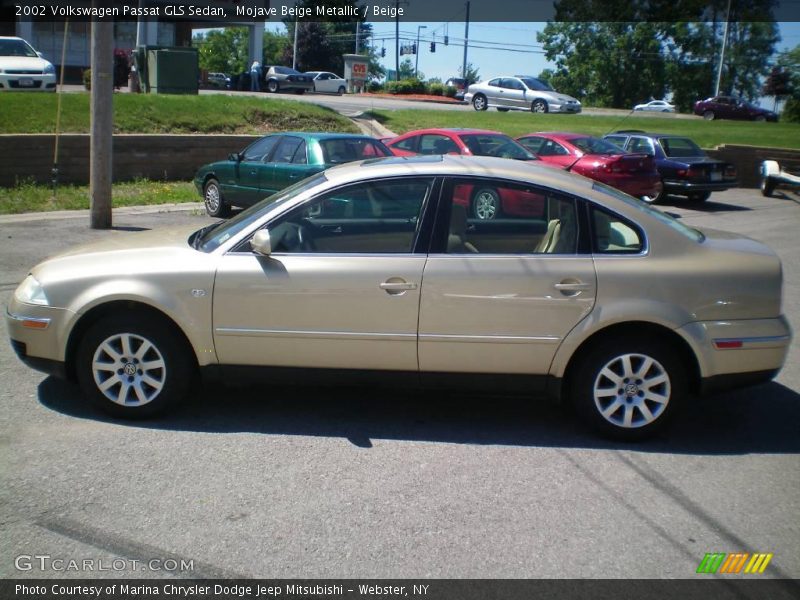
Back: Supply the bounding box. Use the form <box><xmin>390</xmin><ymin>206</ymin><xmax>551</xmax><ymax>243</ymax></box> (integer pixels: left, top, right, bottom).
<box><xmin>415</xmin><ymin>25</ymin><xmax>427</xmax><ymax>78</ymax></box>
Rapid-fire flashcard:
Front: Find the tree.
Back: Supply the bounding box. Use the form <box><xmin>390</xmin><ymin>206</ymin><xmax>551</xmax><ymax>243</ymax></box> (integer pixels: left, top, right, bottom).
<box><xmin>397</xmin><ymin>58</ymin><xmax>417</xmax><ymax>80</ymax></box>
<box><xmin>776</xmin><ymin>44</ymin><xmax>800</xmax><ymax>122</ymax></box>
<box><xmin>195</xmin><ymin>28</ymin><xmax>250</xmax><ymax>75</ymax></box>
<box><xmin>762</xmin><ymin>66</ymin><xmax>792</xmax><ymax>110</ymax></box>
<box><xmin>458</xmin><ymin>62</ymin><xmax>480</xmax><ymax>85</ymax></box>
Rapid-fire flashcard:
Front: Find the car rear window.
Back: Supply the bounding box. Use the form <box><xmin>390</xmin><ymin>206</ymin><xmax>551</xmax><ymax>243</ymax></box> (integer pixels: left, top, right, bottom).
<box><xmin>658</xmin><ymin>137</ymin><xmax>704</xmax><ymax>158</ymax></box>
<box><xmin>570</xmin><ymin>137</ymin><xmax>624</xmax><ymax>155</ymax></box>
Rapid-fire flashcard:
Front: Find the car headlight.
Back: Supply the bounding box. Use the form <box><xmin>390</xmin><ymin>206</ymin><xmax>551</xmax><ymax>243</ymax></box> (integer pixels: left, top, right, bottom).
<box><xmin>43</xmin><ymin>63</ymin><xmax>55</xmax><ymax>74</ymax></box>
<box><xmin>15</xmin><ymin>275</ymin><xmax>50</xmax><ymax>306</ymax></box>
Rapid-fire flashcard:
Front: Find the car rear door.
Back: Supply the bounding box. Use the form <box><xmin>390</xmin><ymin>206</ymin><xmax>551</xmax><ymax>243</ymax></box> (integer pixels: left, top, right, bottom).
<box><xmin>417</xmin><ymin>177</ymin><xmax>596</xmax><ymax>384</ymax></box>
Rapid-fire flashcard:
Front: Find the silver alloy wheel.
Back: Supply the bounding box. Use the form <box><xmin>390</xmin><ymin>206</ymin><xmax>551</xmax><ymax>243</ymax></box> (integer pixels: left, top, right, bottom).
<box><xmin>473</xmin><ymin>95</ymin><xmax>487</xmax><ymax>111</ymax></box>
<box><xmin>592</xmin><ymin>353</ymin><xmax>670</xmax><ymax>429</ymax></box>
<box><xmin>474</xmin><ymin>189</ymin><xmax>499</xmax><ymax>220</ymax></box>
<box><xmin>532</xmin><ymin>100</ymin><xmax>548</xmax><ymax>113</ymax></box>
<box><xmin>204</xmin><ymin>182</ymin><xmax>220</xmax><ymax>214</ymax></box>
<box><xmin>92</xmin><ymin>333</ymin><xmax>167</xmax><ymax>407</ymax></box>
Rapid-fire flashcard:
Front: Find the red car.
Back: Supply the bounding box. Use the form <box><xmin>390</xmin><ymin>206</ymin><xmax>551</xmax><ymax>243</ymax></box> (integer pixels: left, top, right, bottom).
<box><xmin>385</xmin><ymin>128</ymin><xmax>546</xmax><ymax>219</ymax></box>
<box><xmin>516</xmin><ymin>132</ymin><xmax>663</xmax><ymax>201</ymax></box>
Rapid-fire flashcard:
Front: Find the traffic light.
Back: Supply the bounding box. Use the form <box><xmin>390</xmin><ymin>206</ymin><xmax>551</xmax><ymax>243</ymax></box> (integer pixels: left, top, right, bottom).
<box><xmin>444</xmin><ymin>35</ymin><xmax>449</xmax><ymax>46</ymax></box>
<box><xmin>412</xmin><ymin>43</ymin><xmax>417</xmax><ymax>54</ymax></box>
<box><xmin>381</xmin><ymin>48</ymin><xmax>386</xmax><ymax>57</ymax></box>
<box><xmin>430</xmin><ymin>42</ymin><xmax>436</xmax><ymax>53</ymax></box>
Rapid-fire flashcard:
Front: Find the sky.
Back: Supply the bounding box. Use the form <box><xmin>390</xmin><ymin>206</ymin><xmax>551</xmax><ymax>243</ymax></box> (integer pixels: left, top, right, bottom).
<box><xmin>266</xmin><ymin>20</ymin><xmax>800</xmax><ymax>84</ymax></box>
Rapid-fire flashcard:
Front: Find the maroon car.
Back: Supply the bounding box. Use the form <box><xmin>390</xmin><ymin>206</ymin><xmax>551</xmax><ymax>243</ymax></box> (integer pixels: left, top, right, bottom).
<box><xmin>517</xmin><ymin>132</ymin><xmax>662</xmax><ymax>202</ymax></box>
<box><xmin>693</xmin><ymin>96</ymin><xmax>778</xmax><ymax>122</ymax></box>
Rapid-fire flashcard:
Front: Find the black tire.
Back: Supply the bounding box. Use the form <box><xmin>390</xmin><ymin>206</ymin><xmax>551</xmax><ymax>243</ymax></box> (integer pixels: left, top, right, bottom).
<box><xmin>703</xmin><ymin>110</ymin><xmax>715</xmax><ymax>121</ymax></box>
<box><xmin>471</xmin><ymin>187</ymin><xmax>501</xmax><ymax>220</ymax></box>
<box><xmin>761</xmin><ymin>176</ymin><xmax>776</xmax><ymax>197</ymax></box>
<box><xmin>337</xmin><ymin>86</ymin><xmax>346</xmax><ymax>95</ymax></box>
<box><xmin>531</xmin><ymin>99</ymin><xmax>549</xmax><ymax>113</ymax></box>
<box><xmin>755</xmin><ymin>115</ymin><xmax>766</xmax><ymax>122</ymax></box>
<box><xmin>497</xmin><ymin>107</ymin><xmax>510</xmax><ymax>112</ymax></box>
<box><xmin>76</xmin><ymin>314</ymin><xmax>194</xmax><ymax>419</ymax></box>
<box><xmin>267</xmin><ymin>79</ymin><xmax>279</xmax><ymax>93</ymax></box>
<box><xmin>570</xmin><ymin>336</ymin><xmax>686</xmax><ymax>440</ymax></box>
<box><xmin>203</xmin><ymin>178</ymin><xmax>231</xmax><ymax>218</ymax></box>
<box><xmin>472</xmin><ymin>94</ymin><xmax>488</xmax><ymax>111</ymax></box>
<box><xmin>689</xmin><ymin>191</ymin><xmax>711</xmax><ymax>202</ymax></box>
<box><xmin>294</xmin><ymin>89</ymin><xmax>306</xmax><ymax>95</ymax></box>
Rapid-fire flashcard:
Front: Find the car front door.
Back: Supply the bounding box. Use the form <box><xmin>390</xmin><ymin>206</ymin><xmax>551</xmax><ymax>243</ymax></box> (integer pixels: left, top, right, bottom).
<box><xmin>502</xmin><ymin>78</ymin><xmax>527</xmax><ymax>109</ymax></box>
<box><xmin>222</xmin><ymin>136</ymin><xmax>280</xmax><ymax>205</ymax></box>
<box><xmin>417</xmin><ymin>177</ymin><xmax>596</xmax><ymax>385</ymax></box>
<box><xmin>262</xmin><ymin>136</ymin><xmax>319</xmax><ymax>198</ymax></box>
<box><xmin>212</xmin><ymin>177</ymin><xmax>436</xmax><ymax>371</ymax></box>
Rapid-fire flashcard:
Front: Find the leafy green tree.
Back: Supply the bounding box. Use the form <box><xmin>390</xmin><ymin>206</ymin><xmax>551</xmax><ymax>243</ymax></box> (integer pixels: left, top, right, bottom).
<box><xmin>195</xmin><ymin>28</ymin><xmax>250</xmax><ymax>75</ymax></box>
<box><xmin>776</xmin><ymin>45</ymin><xmax>800</xmax><ymax>122</ymax></box>
<box><xmin>458</xmin><ymin>62</ymin><xmax>480</xmax><ymax>85</ymax></box>
<box><xmin>398</xmin><ymin>58</ymin><xmax>417</xmax><ymax>80</ymax></box>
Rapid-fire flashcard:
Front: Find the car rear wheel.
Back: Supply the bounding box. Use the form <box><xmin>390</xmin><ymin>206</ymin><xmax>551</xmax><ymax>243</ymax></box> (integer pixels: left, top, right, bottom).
<box><xmin>338</xmin><ymin>86</ymin><xmax>346</xmax><ymax>95</ymax></box>
<box><xmin>76</xmin><ymin>315</ymin><xmax>194</xmax><ymax>419</ymax></box>
<box><xmin>703</xmin><ymin>110</ymin><xmax>715</xmax><ymax>120</ymax></box>
<box><xmin>755</xmin><ymin>115</ymin><xmax>766</xmax><ymax>122</ymax></box>
<box><xmin>571</xmin><ymin>338</ymin><xmax>685</xmax><ymax>440</ymax></box>
<box><xmin>203</xmin><ymin>179</ymin><xmax>230</xmax><ymax>218</ymax></box>
<box><xmin>689</xmin><ymin>192</ymin><xmax>711</xmax><ymax>202</ymax></box>
<box><xmin>267</xmin><ymin>79</ymin><xmax>279</xmax><ymax>93</ymax></box>
<box><xmin>295</xmin><ymin>89</ymin><xmax>306</xmax><ymax>95</ymax></box>
<box><xmin>761</xmin><ymin>176</ymin><xmax>777</xmax><ymax>197</ymax></box>
<box><xmin>531</xmin><ymin>99</ymin><xmax>549</xmax><ymax>113</ymax></box>
<box><xmin>472</xmin><ymin>94</ymin><xmax>488</xmax><ymax>111</ymax></box>
<box><xmin>472</xmin><ymin>188</ymin><xmax>501</xmax><ymax>220</ymax></box>
<box><xmin>640</xmin><ymin>185</ymin><xmax>665</xmax><ymax>204</ymax></box>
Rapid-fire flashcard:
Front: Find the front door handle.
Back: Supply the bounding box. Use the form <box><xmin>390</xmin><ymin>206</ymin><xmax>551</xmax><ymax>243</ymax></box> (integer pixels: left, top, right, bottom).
<box><xmin>380</xmin><ymin>278</ymin><xmax>418</xmax><ymax>296</ymax></box>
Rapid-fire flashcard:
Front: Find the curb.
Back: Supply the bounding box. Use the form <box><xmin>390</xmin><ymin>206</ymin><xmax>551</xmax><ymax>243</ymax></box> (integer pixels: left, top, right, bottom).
<box><xmin>0</xmin><ymin>202</ymin><xmax>205</xmax><ymax>224</ymax></box>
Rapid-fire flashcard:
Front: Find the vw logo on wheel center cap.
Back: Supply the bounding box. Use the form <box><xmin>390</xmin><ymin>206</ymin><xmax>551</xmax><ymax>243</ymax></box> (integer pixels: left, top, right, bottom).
<box><xmin>624</xmin><ymin>383</ymin><xmax>639</xmax><ymax>396</ymax></box>
<box><xmin>123</xmin><ymin>363</ymin><xmax>137</xmax><ymax>376</ymax></box>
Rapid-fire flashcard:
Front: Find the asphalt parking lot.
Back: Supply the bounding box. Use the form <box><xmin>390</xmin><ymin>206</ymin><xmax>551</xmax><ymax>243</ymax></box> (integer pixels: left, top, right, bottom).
<box><xmin>0</xmin><ymin>187</ymin><xmax>798</xmax><ymax>580</ymax></box>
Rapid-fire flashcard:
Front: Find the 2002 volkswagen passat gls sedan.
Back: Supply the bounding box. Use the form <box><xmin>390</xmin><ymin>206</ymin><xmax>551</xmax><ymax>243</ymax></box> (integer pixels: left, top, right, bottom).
<box><xmin>7</xmin><ymin>156</ymin><xmax>791</xmax><ymax>439</ymax></box>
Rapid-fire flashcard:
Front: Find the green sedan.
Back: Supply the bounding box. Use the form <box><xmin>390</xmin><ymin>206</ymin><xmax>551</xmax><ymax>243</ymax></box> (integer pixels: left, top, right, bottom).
<box><xmin>194</xmin><ymin>132</ymin><xmax>392</xmax><ymax>217</ymax></box>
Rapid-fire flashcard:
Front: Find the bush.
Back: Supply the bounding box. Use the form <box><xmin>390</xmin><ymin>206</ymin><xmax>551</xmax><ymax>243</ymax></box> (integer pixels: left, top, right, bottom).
<box><xmin>428</xmin><ymin>82</ymin><xmax>444</xmax><ymax>96</ymax></box>
<box><xmin>82</xmin><ymin>69</ymin><xmax>91</xmax><ymax>91</ymax></box>
<box><xmin>368</xmin><ymin>80</ymin><xmax>384</xmax><ymax>93</ymax></box>
<box><xmin>444</xmin><ymin>85</ymin><xmax>458</xmax><ymax>98</ymax></box>
<box><xmin>384</xmin><ymin>79</ymin><xmax>427</xmax><ymax>95</ymax></box>
<box><xmin>783</xmin><ymin>96</ymin><xmax>800</xmax><ymax>123</ymax></box>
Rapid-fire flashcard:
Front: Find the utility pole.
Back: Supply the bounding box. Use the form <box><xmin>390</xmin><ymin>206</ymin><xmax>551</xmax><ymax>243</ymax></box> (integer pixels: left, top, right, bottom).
<box><xmin>395</xmin><ymin>0</ymin><xmax>400</xmax><ymax>81</ymax></box>
<box><xmin>355</xmin><ymin>20</ymin><xmax>360</xmax><ymax>54</ymax></box>
<box><xmin>292</xmin><ymin>17</ymin><xmax>299</xmax><ymax>70</ymax></box>
<box><xmin>90</xmin><ymin>8</ymin><xmax>113</xmax><ymax>229</ymax></box>
<box><xmin>714</xmin><ymin>0</ymin><xmax>732</xmax><ymax>96</ymax></box>
<box><xmin>462</xmin><ymin>1</ymin><xmax>470</xmax><ymax>83</ymax></box>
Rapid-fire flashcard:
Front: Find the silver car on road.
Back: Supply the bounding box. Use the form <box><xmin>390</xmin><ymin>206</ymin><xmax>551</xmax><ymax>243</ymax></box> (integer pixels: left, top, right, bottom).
<box><xmin>465</xmin><ymin>76</ymin><xmax>582</xmax><ymax>114</ymax></box>
<box><xmin>7</xmin><ymin>156</ymin><xmax>791</xmax><ymax>439</ymax></box>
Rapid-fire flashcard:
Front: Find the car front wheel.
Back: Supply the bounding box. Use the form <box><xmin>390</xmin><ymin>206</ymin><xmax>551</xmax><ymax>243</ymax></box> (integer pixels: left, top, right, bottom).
<box><xmin>571</xmin><ymin>338</ymin><xmax>686</xmax><ymax>440</ymax></box>
<box><xmin>76</xmin><ymin>314</ymin><xmax>194</xmax><ymax>418</ymax></box>
<box><xmin>761</xmin><ymin>176</ymin><xmax>776</xmax><ymax>197</ymax></box>
<box><xmin>703</xmin><ymin>110</ymin><xmax>715</xmax><ymax>120</ymax></box>
<box><xmin>203</xmin><ymin>179</ymin><xmax>230</xmax><ymax>218</ymax></box>
<box><xmin>472</xmin><ymin>94</ymin><xmax>488</xmax><ymax>111</ymax></box>
<box><xmin>338</xmin><ymin>86</ymin><xmax>346</xmax><ymax>95</ymax></box>
<box><xmin>531</xmin><ymin>99</ymin><xmax>549</xmax><ymax>113</ymax></box>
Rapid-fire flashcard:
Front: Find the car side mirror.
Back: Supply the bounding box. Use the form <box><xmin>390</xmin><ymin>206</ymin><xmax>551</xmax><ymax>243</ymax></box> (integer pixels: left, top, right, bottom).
<box><xmin>250</xmin><ymin>229</ymin><xmax>272</xmax><ymax>256</ymax></box>
<box><xmin>36</xmin><ymin>51</ymin><xmax>44</xmax><ymax>58</ymax></box>
<box><xmin>229</xmin><ymin>153</ymin><xmax>241</xmax><ymax>162</ymax></box>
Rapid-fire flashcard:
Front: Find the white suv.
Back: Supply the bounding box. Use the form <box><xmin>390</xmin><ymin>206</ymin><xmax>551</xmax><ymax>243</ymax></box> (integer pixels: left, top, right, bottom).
<box><xmin>0</xmin><ymin>37</ymin><xmax>57</xmax><ymax>92</ymax></box>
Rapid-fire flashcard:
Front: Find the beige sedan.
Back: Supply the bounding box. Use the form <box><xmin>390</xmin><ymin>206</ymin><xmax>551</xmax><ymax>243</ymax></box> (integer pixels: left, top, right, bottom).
<box><xmin>6</xmin><ymin>156</ymin><xmax>792</xmax><ymax>439</ymax></box>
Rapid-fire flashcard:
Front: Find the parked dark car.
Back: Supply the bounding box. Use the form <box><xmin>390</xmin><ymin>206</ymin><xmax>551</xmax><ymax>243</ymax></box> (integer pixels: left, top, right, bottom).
<box><xmin>194</xmin><ymin>132</ymin><xmax>392</xmax><ymax>217</ymax></box>
<box><xmin>603</xmin><ymin>131</ymin><xmax>738</xmax><ymax>202</ymax></box>
<box><xmin>693</xmin><ymin>96</ymin><xmax>778</xmax><ymax>122</ymax></box>
<box><xmin>263</xmin><ymin>66</ymin><xmax>314</xmax><ymax>94</ymax></box>
<box><xmin>444</xmin><ymin>77</ymin><xmax>467</xmax><ymax>100</ymax></box>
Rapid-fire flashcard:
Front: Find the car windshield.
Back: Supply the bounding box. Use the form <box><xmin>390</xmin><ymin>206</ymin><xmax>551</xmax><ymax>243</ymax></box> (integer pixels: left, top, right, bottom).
<box><xmin>274</xmin><ymin>66</ymin><xmax>301</xmax><ymax>75</ymax></box>
<box><xmin>319</xmin><ymin>138</ymin><xmax>391</xmax><ymax>164</ymax></box>
<box><xmin>196</xmin><ymin>173</ymin><xmax>327</xmax><ymax>253</ymax></box>
<box><xmin>658</xmin><ymin>137</ymin><xmax>705</xmax><ymax>158</ymax></box>
<box><xmin>520</xmin><ymin>77</ymin><xmax>554</xmax><ymax>92</ymax></box>
<box><xmin>0</xmin><ymin>39</ymin><xmax>38</xmax><ymax>57</ymax></box>
<box><xmin>570</xmin><ymin>137</ymin><xmax>624</xmax><ymax>155</ymax></box>
<box><xmin>591</xmin><ymin>182</ymin><xmax>705</xmax><ymax>242</ymax></box>
<box><xmin>460</xmin><ymin>134</ymin><xmax>538</xmax><ymax>161</ymax></box>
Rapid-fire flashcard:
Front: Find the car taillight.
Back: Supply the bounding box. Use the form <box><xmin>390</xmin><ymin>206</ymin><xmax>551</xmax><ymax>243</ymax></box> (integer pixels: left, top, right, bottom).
<box><xmin>687</xmin><ymin>166</ymin><xmax>702</xmax><ymax>178</ymax></box>
<box><xmin>603</xmin><ymin>158</ymin><xmax>623</xmax><ymax>173</ymax></box>
<box><xmin>677</xmin><ymin>169</ymin><xmax>687</xmax><ymax>176</ymax></box>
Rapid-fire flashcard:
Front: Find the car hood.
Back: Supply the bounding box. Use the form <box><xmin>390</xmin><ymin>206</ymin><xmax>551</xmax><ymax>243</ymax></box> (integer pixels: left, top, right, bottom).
<box><xmin>0</xmin><ymin>55</ymin><xmax>51</xmax><ymax>70</ymax></box>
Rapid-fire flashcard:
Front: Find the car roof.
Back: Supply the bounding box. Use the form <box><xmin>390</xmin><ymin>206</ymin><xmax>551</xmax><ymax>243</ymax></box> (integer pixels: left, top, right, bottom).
<box><xmin>323</xmin><ymin>154</ymin><xmax>595</xmax><ymax>194</ymax></box>
<box><xmin>273</xmin><ymin>132</ymin><xmax>380</xmax><ymax>141</ymax></box>
<box><xmin>396</xmin><ymin>128</ymin><xmax>504</xmax><ymax>137</ymax></box>
<box><xmin>520</xmin><ymin>132</ymin><xmax>592</xmax><ymax>140</ymax></box>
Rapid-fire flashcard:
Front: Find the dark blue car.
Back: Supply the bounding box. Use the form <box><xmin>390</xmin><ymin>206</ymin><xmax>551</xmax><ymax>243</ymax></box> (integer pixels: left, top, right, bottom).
<box><xmin>603</xmin><ymin>131</ymin><xmax>738</xmax><ymax>203</ymax></box>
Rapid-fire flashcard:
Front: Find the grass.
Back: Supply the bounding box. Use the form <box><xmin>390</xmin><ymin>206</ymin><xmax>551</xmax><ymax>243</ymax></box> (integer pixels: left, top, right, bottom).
<box><xmin>368</xmin><ymin>109</ymin><xmax>800</xmax><ymax>150</ymax></box>
<box><xmin>0</xmin><ymin>92</ymin><xmax>359</xmax><ymax>134</ymax></box>
<box><xmin>0</xmin><ymin>179</ymin><xmax>198</xmax><ymax>215</ymax></box>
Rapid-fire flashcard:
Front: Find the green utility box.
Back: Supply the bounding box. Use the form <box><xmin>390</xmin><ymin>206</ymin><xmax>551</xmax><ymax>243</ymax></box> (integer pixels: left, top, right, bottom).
<box><xmin>136</xmin><ymin>46</ymin><xmax>198</xmax><ymax>94</ymax></box>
